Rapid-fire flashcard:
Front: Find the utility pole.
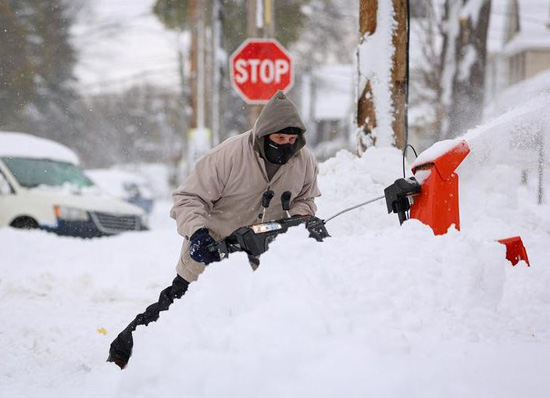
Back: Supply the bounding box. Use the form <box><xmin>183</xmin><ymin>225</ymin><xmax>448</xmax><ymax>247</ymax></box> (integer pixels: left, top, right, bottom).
<box><xmin>211</xmin><ymin>0</ymin><xmax>221</xmax><ymax>146</ymax></box>
<box><xmin>187</xmin><ymin>0</ymin><xmax>210</xmax><ymax>169</ymax></box>
<box><xmin>391</xmin><ymin>0</ymin><xmax>408</xmax><ymax>150</ymax></box>
<box><xmin>197</xmin><ymin>0</ymin><xmax>205</xmax><ymax>131</ymax></box>
<box><xmin>175</xmin><ymin>32</ymin><xmax>189</xmax><ymax>182</ymax></box>
<box><xmin>189</xmin><ymin>0</ymin><xmax>198</xmax><ymax>129</ymax></box>
<box><xmin>189</xmin><ymin>0</ymin><xmax>206</xmax><ymax>131</ymax></box>
<box><xmin>357</xmin><ymin>0</ymin><xmax>378</xmax><ymax>153</ymax></box>
<box><xmin>538</xmin><ymin>128</ymin><xmax>545</xmax><ymax>205</ymax></box>
<box><xmin>246</xmin><ymin>0</ymin><xmax>275</xmax><ymax>127</ymax></box>
<box><xmin>357</xmin><ymin>0</ymin><xmax>408</xmax><ymax>154</ymax></box>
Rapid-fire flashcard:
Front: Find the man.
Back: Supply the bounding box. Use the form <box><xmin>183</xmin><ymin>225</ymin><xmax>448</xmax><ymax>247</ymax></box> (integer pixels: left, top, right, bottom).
<box><xmin>107</xmin><ymin>91</ymin><xmax>322</xmax><ymax>369</ymax></box>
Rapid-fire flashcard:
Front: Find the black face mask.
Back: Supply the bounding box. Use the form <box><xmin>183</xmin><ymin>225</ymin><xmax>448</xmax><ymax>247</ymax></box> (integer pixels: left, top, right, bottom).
<box><xmin>264</xmin><ymin>137</ymin><xmax>298</xmax><ymax>165</ymax></box>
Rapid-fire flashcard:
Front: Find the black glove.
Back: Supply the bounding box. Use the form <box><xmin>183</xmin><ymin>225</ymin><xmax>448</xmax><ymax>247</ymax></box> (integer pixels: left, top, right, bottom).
<box><xmin>305</xmin><ymin>216</ymin><xmax>330</xmax><ymax>242</ymax></box>
<box><xmin>189</xmin><ymin>228</ymin><xmax>220</xmax><ymax>265</ymax></box>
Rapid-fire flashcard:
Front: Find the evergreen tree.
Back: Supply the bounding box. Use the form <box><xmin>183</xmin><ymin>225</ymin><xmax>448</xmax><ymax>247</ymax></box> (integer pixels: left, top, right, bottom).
<box><xmin>23</xmin><ymin>0</ymin><xmax>78</xmax><ymax>142</ymax></box>
<box><xmin>0</xmin><ymin>0</ymin><xmax>78</xmax><ymax>143</ymax></box>
<box><xmin>153</xmin><ymin>0</ymin><xmax>308</xmax><ymax>53</ymax></box>
<box><xmin>0</xmin><ymin>0</ymin><xmax>35</xmax><ymax>130</ymax></box>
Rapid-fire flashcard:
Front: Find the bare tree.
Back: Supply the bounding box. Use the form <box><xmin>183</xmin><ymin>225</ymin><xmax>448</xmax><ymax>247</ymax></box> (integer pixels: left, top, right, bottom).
<box><xmin>439</xmin><ymin>0</ymin><xmax>491</xmax><ymax>139</ymax></box>
<box><xmin>408</xmin><ymin>0</ymin><xmax>445</xmax><ymax>147</ymax></box>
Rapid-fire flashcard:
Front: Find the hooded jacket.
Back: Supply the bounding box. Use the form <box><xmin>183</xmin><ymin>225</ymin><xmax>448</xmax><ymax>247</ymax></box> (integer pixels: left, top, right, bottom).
<box><xmin>170</xmin><ymin>91</ymin><xmax>321</xmax><ymax>282</ymax></box>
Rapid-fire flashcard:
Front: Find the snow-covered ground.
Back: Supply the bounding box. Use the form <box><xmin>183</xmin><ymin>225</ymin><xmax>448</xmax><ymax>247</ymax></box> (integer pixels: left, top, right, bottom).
<box><xmin>2</xmin><ymin>94</ymin><xmax>550</xmax><ymax>397</ymax></box>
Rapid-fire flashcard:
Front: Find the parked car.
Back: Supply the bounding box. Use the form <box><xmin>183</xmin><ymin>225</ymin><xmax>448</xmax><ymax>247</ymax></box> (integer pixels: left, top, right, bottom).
<box><xmin>86</xmin><ymin>169</ymin><xmax>155</xmax><ymax>214</ymax></box>
<box><xmin>0</xmin><ymin>132</ymin><xmax>148</xmax><ymax>237</ymax></box>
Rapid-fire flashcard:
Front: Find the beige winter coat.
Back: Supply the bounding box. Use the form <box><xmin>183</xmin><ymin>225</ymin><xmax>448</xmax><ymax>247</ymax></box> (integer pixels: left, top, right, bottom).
<box><xmin>170</xmin><ymin>92</ymin><xmax>321</xmax><ymax>282</ymax></box>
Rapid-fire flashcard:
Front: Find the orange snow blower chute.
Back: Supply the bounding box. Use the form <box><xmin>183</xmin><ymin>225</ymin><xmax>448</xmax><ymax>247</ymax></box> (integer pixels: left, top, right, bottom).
<box><xmin>410</xmin><ymin>140</ymin><xmax>470</xmax><ymax>235</ymax></box>
<box><xmin>498</xmin><ymin>236</ymin><xmax>530</xmax><ymax>266</ymax></box>
<box><xmin>393</xmin><ymin>139</ymin><xmax>529</xmax><ymax>267</ymax></box>
<box><xmin>352</xmin><ymin>140</ymin><xmax>530</xmax><ymax>268</ymax></box>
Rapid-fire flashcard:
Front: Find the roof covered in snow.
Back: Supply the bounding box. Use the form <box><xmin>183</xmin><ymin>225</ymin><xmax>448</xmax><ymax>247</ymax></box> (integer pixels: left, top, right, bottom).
<box><xmin>504</xmin><ymin>0</ymin><xmax>550</xmax><ymax>54</ymax></box>
<box><xmin>0</xmin><ymin>132</ymin><xmax>80</xmax><ymax>165</ymax></box>
<box><xmin>488</xmin><ymin>0</ymin><xmax>550</xmax><ymax>55</ymax></box>
<box><xmin>487</xmin><ymin>0</ymin><xmax>508</xmax><ymax>54</ymax></box>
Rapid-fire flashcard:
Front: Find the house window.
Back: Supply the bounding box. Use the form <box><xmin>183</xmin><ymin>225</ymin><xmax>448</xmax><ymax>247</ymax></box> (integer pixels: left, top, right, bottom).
<box><xmin>519</xmin><ymin>52</ymin><xmax>525</xmax><ymax>81</ymax></box>
<box><xmin>509</xmin><ymin>52</ymin><xmax>527</xmax><ymax>85</ymax></box>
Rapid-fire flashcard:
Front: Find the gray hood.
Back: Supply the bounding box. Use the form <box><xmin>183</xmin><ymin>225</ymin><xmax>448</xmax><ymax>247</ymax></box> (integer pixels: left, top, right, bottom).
<box><xmin>252</xmin><ymin>91</ymin><xmax>307</xmax><ymax>157</ymax></box>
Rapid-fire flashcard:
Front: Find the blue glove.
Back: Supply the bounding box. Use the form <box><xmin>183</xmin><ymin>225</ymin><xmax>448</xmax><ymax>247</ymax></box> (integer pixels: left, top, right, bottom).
<box><xmin>189</xmin><ymin>228</ymin><xmax>220</xmax><ymax>265</ymax></box>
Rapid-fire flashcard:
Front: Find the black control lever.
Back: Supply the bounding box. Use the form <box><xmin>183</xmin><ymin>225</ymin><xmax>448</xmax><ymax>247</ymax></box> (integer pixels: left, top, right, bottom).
<box><xmin>281</xmin><ymin>191</ymin><xmax>291</xmax><ymax>217</ymax></box>
<box><xmin>262</xmin><ymin>190</ymin><xmax>275</xmax><ymax>208</ymax></box>
<box><xmin>261</xmin><ymin>190</ymin><xmax>275</xmax><ymax>221</ymax></box>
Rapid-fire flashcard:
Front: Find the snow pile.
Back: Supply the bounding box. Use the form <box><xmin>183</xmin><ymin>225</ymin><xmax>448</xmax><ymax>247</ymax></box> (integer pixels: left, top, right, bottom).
<box><xmin>0</xmin><ymin>131</ymin><xmax>80</xmax><ymax>165</ymax></box>
<box><xmin>115</xmin><ymin>144</ymin><xmax>549</xmax><ymax>397</ymax></box>
<box><xmin>121</xmin><ymin>224</ymin><xmax>548</xmax><ymax>398</ymax></box>
<box><xmin>1</xmin><ymin>97</ymin><xmax>550</xmax><ymax>397</ymax></box>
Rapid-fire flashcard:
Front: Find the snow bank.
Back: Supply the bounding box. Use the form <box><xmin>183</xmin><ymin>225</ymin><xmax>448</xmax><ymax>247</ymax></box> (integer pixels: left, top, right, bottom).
<box><xmin>115</xmin><ymin>144</ymin><xmax>550</xmax><ymax>398</ymax></box>
<box><xmin>2</xmin><ymin>97</ymin><xmax>550</xmax><ymax>397</ymax></box>
<box><xmin>0</xmin><ymin>131</ymin><xmax>80</xmax><ymax>165</ymax></box>
<box><xmin>121</xmin><ymin>222</ymin><xmax>549</xmax><ymax>398</ymax></box>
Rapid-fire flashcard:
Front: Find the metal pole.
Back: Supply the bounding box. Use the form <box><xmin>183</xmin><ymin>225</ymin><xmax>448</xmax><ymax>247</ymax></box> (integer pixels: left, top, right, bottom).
<box><xmin>176</xmin><ymin>32</ymin><xmax>188</xmax><ymax>178</ymax></box>
<box><xmin>197</xmin><ymin>0</ymin><xmax>205</xmax><ymax>131</ymax></box>
<box><xmin>211</xmin><ymin>0</ymin><xmax>221</xmax><ymax>146</ymax></box>
<box><xmin>247</xmin><ymin>0</ymin><xmax>263</xmax><ymax>126</ymax></box>
<box><xmin>538</xmin><ymin>128</ymin><xmax>545</xmax><ymax>205</ymax></box>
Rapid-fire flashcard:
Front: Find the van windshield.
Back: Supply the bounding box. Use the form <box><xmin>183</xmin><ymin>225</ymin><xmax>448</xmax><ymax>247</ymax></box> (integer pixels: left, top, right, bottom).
<box><xmin>1</xmin><ymin>157</ymin><xmax>95</xmax><ymax>189</ymax></box>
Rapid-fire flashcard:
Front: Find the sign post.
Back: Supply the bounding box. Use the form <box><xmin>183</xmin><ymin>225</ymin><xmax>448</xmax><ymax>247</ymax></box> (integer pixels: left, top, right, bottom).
<box><xmin>230</xmin><ymin>39</ymin><xmax>294</xmax><ymax>104</ymax></box>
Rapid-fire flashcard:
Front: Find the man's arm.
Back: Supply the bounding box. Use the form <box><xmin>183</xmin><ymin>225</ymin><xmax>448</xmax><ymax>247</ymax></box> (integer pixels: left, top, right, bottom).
<box><xmin>170</xmin><ymin>153</ymin><xmax>227</xmax><ymax>239</ymax></box>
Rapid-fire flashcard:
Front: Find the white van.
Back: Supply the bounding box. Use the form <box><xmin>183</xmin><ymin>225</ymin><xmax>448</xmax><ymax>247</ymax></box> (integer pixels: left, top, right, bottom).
<box><xmin>0</xmin><ymin>132</ymin><xmax>148</xmax><ymax>237</ymax></box>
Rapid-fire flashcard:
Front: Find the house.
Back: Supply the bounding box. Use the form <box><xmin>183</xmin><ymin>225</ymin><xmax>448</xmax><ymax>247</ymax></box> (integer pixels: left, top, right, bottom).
<box><xmin>486</xmin><ymin>0</ymin><xmax>550</xmax><ymax>103</ymax></box>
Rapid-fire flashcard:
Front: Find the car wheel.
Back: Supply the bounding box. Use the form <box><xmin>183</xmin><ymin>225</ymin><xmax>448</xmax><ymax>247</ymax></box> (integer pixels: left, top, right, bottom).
<box><xmin>11</xmin><ymin>217</ymin><xmax>39</xmax><ymax>229</ymax></box>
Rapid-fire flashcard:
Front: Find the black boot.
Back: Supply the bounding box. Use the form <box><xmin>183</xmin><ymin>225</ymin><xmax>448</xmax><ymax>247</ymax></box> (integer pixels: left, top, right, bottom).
<box><xmin>107</xmin><ymin>330</ymin><xmax>133</xmax><ymax>369</ymax></box>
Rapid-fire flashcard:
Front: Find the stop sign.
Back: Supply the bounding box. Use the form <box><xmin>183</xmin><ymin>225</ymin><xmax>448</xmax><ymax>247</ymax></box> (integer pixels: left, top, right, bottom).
<box><xmin>230</xmin><ymin>39</ymin><xmax>294</xmax><ymax>104</ymax></box>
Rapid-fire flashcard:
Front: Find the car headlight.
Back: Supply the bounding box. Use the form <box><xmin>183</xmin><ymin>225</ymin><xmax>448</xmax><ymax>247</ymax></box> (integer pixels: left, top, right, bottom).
<box><xmin>54</xmin><ymin>205</ymin><xmax>89</xmax><ymax>222</ymax></box>
<box><xmin>141</xmin><ymin>214</ymin><xmax>149</xmax><ymax>229</ymax></box>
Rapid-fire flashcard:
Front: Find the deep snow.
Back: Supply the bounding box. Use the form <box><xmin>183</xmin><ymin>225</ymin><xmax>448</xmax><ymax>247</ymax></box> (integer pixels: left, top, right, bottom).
<box><xmin>1</xmin><ymin>98</ymin><xmax>550</xmax><ymax>397</ymax></box>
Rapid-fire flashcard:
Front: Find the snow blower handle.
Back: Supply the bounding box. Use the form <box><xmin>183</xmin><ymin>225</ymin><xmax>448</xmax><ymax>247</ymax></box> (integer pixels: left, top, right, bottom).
<box><xmin>207</xmin><ymin>214</ymin><xmax>328</xmax><ymax>262</ymax></box>
<box><xmin>281</xmin><ymin>191</ymin><xmax>292</xmax><ymax>217</ymax></box>
<box><xmin>383</xmin><ymin>177</ymin><xmax>421</xmax><ymax>225</ymax></box>
<box><xmin>262</xmin><ymin>190</ymin><xmax>275</xmax><ymax>208</ymax></box>
<box><xmin>261</xmin><ymin>190</ymin><xmax>275</xmax><ymax>222</ymax></box>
